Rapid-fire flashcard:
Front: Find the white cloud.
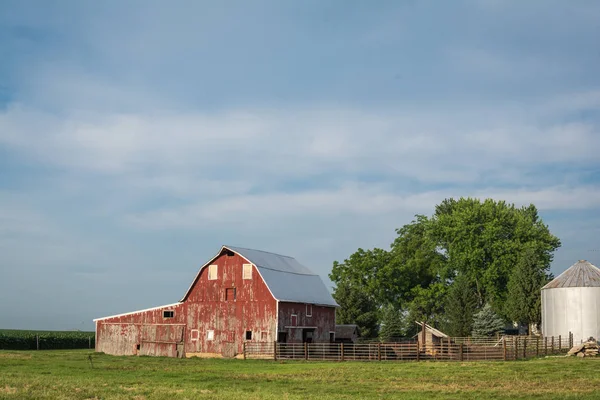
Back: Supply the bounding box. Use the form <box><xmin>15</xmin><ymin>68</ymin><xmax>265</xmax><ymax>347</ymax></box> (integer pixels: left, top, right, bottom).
<box><xmin>124</xmin><ymin>184</ymin><xmax>600</xmax><ymax>231</ymax></box>
<box><xmin>1</xmin><ymin>92</ymin><xmax>598</xmax><ymax>188</ymax></box>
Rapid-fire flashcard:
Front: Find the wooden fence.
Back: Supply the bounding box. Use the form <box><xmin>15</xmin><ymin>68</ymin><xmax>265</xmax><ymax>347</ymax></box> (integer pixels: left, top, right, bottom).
<box><xmin>244</xmin><ymin>332</ymin><xmax>573</xmax><ymax>362</ymax></box>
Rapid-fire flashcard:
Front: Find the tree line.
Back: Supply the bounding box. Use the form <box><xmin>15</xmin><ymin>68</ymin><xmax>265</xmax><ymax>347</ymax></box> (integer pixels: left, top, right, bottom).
<box><xmin>329</xmin><ymin>197</ymin><xmax>561</xmax><ymax>340</ymax></box>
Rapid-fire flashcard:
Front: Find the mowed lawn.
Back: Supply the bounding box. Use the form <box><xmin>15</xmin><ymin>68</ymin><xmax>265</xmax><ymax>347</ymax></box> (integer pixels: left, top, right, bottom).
<box><xmin>1</xmin><ymin>350</ymin><xmax>599</xmax><ymax>399</ymax></box>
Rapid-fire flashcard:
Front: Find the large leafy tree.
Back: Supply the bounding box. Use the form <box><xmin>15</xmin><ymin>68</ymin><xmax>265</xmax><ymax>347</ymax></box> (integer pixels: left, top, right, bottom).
<box><xmin>444</xmin><ymin>274</ymin><xmax>478</xmax><ymax>337</ymax></box>
<box><xmin>429</xmin><ymin>198</ymin><xmax>561</xmax><ymax>313</ymax></box>
<box><xmin>330</xmin><ymin>197</ymin><xmax>561</xmax><ymax>334</ymax></box>
<box><xmin>504</xmin><ymin>246</ymin><xmax>552</xmax><ymax>330</ymax></box>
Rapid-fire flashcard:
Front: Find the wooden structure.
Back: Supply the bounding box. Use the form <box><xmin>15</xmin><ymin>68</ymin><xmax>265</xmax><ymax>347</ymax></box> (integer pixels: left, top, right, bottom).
<box><xmin>334</xmin><ymin>324</ymin><xmax>360</xmax><ymax>343</ymax></box>
<box><xmin>414</xmin><ymin>321</ymin><xmax>448</xmax><ymax>355</ymax></box>
<box><xmin>94</xmin><ymin>245</ymin><xmax>338</xmax><ymax>358</ymax></box>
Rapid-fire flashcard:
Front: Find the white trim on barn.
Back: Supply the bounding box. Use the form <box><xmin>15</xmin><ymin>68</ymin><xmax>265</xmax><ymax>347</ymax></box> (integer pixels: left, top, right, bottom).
<box><xmin>92</xmin><ymin>302</ymin><xmax>183</xmax><ymax>322</ymax></box>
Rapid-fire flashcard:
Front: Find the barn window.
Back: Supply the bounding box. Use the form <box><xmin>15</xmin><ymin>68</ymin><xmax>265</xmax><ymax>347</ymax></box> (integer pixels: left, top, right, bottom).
<box><xmin>261</xmin><ymin>332</ymin><xmax>267</xmax><ymax>341</ymax></box>
<box><xmin>207</xmin><ymin>330</ymin><xmax>214</xmax><ymax>341</ymax></box>
<box><xmin>225</xmin><ymin>287</ymin><xmax>236</xmax><ymax>301</ymax></box>
<box><xmin>291</xmin><ymin>314</ymin><xmax>298</xmax><ymax>326</ymax></box>
<box><xmin>243</xmin><ymin>263</ymin><xmax>253</xmax><ymax>280</ymax></box>
<box><xmin>163</xmin><ymin>310</ymin><xmax>174</xmax><ymax>318</ymax></box>
<box><xmin>191</xmin><ymin>329</ymin><xmax>199</xmax><ymax>341</ymax></box>
<box><xmin>245</xmin><ymin>330</ymin><xmax>252</xmax><ymax>340</ymax></box>
<box><xmin>306</xmin><ymin>304</ymin><xmax>312</xmax><ymax>317</ymax></box>
<box><xmin>208</xmin><ymin>264</ymin><xmax>218</xmax><ymax>280</ymax></box>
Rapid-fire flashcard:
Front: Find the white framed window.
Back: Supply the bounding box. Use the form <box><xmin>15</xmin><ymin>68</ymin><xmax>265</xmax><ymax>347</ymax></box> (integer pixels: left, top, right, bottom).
<box><xmin>208</xmin><ymin>264</ymin><xmax>218</xmax><ymax>280</ymax></box>
<box><xmin>306</xmin><ymin>304</ymin><xmax>312</xmax><ymax>317</ymax></box>
<box><xmin>243</xmin><ymin>263</ymin><xmax>253</xmax><ymax>280</ymax></box>
<box><xmin>207</xmin><ymin>330</ymin><xmax>214</xmax><ymax>341</ymax></box>
<box><xmin>191</xmin><ymin>329</ymin><xmax>199</xmax><ymax>341</ymax></box>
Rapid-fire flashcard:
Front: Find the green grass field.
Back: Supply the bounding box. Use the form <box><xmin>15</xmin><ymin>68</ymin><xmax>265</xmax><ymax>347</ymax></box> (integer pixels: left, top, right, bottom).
<box><xmin>1</xmin><ymin>350</ymin><xmax>599</xmax><ymax>399</ymax></box>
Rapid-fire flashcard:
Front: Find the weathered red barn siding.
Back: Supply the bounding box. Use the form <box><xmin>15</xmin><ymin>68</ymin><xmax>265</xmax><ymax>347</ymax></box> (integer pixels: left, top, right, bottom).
<box><xmin>277</xmin><ymin>302</ymin><xmax>336</xmax><ymax>343</ymax></box>
<box><xmin>183</xmin><ymin>252</ymin><xmax>277</xmax><ymax>356</ymax></box>
<box><xmin>95</xmin><ymin>246</ymin><xmax>339</xmax><ymax>357</ymax></box>
<box><xmin>96</xmin><ymin>303</ymin><xmax>186</xmax><ymax>357</ymax></box>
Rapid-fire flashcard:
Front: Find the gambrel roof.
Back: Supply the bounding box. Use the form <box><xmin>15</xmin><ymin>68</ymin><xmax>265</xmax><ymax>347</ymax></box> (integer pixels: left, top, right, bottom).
<box><xmin>181</xmin><ymin>245</ymin><xmax>339</xmax><ymax>307</ymax></box>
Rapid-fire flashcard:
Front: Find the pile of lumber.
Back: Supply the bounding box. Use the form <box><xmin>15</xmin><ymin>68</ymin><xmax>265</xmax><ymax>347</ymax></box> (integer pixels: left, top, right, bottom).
<box><xmin>567</xmin><ymin>337</ymin><xmax>599</xmax><ymax>357</ymax></box>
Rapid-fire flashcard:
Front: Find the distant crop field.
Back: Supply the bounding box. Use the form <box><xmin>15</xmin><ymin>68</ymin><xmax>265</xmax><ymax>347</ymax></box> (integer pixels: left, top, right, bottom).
<box><xmin>0</xmin><ymin>329</ymin><xmax>95</xmax><ymax>350</ymax></box>
<box><xmin>1</xmin><ymin>349</ymin><xmax>600</xmax><ymax>399</ymax></box>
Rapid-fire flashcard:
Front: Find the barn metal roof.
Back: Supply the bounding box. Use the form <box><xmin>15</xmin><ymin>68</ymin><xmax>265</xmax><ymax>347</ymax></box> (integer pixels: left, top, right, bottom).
<box><xmin>180</xmin><ymin>245</ymin><xmax>339</xmax><ymax>307</ymax></box>
<box><xmin>226</xmin><ymin>246</ymin><xmax>339</xmax><ymax>307</ymax></box>
<box><xmin>542</xmin><ymin>260</ymin><xmax>600</xmax><ymax>289</ymax></box>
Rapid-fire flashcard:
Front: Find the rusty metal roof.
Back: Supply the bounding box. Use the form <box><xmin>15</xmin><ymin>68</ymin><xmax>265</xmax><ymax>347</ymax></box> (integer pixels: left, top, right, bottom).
<box><xmin>227</xmin><ymin>246</ymin><xmax>339</xmax><ymax>307</ymax></box>
<box><xmin>542</xmin><ymin>260</ymin><xmax>600</xmax><ymax>289</ymax></box>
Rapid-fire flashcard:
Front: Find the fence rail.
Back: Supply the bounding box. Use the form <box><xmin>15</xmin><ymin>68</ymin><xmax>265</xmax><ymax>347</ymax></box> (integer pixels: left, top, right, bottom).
<box><xmin>244</xmin><ymin>332</ymin><xmax>573</xmax><ymax>362</ymax></box>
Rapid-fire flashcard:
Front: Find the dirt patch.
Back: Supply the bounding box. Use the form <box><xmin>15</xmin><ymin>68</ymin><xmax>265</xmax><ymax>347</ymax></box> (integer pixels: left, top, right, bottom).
<box><xmin>0</xmin><ymin>353</ymin><xmax>32</xmax><ymax>360</ymax></box>
<box><xmin>0</xmin><ymin>386</ymin><xmax>17</xmax><ymax>394</ymax></box>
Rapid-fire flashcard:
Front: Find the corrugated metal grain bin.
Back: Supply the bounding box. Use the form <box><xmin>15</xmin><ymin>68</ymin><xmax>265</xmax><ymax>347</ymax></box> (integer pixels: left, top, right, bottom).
<box><xmin>541</xmin><ymin>260</ymin><xmax>600</xmax><ymax>345</ymax></box>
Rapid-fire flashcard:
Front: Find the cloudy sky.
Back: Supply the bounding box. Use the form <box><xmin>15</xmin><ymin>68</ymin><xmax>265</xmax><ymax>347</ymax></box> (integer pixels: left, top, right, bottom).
<box><xmin>1</xmin><ymin>0</ymin><xmax>599</xmax><ymax>331</ymax></box>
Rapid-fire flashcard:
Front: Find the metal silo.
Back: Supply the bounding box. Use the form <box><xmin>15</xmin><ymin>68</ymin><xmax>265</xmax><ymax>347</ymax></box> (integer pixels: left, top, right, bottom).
<box><xmin>541</xmin><ymin>260</ymin><xmax>600</xmax><ymax>345</ymax></box>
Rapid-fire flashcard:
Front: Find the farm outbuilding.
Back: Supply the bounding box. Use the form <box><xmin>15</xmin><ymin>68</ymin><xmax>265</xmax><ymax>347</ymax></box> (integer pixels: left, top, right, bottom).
<box><xmin>334</xmin><ymin>324</ymin><xmax>360</xmax><ymax>343</ymax></box>
<box><xmin>541</xmin><ymin>259</ymin><xmax>600</xmax><ymax>345</ymax></box>
<box><xmin>415</xmin><ymin>322</ymin><xmax>448</xmax><ymax>354</ymax></box>
<box><xmin>94</xmin><ymin>245</ymin><xmax>339</xmax><ymax>358</ymax></box>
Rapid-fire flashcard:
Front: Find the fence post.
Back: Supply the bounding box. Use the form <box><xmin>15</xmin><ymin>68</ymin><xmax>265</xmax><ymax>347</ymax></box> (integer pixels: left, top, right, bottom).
<box><xmin>304</xmin><ymin>342</ymin><xmax>308</xmax><ymax>360</ymax></box>
<box><xmin>544</xmin><ymin>336</ymin><xmax>548</xmax><ymax>355</ymax></box>
<box><xmin>522</xmin><ymin>337</ymin><xmax>527</xmax><ymax>358</ymax></box>
<box><xmin>569</xmin><ymin>332</ymin><xmax>573</xmax><ymax>349</ymax></box>
<box><xmin>551</xmin><ymin>336</ymin><xmax>554</xmax><ymax>354</ymax></box>
<box><xmin>536</xmin><ymin>336</ymin><xmax>539</xmax><ymax>357</ymax></box>
<box><xmin>243</xmin><ymin>342</ymin><xmax>246</xmax><ymax>360</ymax></box>
<box><xmin>378</xmin><ymin>342</ymin><xmax>382</xmax><ymax>361</ymax></box>
<box><xmin>459</xmin><ymin>343</ymin><xmax>464</xmax><ymax>362</ymax></box>
<box><xmin>416</xmin><ymin>342</ymin><xmax>420</xmax><ymax>362</ymax></box>
<box><xmin>36</xmin><ymin>335</ymin><xmax>39</xmax><ymax>351</ymax></box>
<box><xmin>341</xmin><ymin>343</ymin><xmax>344</xmax><ymax>362</ymax></box>
<box><xmin>513</xmin><ymin>337</ymin><xmax>517</xmax><ymax>360</ymax></box>
<box><xmin>273</xmin><ymin>341</ymin><xmax>277</xmax><ymax>361</ymax></box>
<box><xmin>558</xmin><ymin>335</ymin><xmax>561</xmax><ymax>352</ymax></box>
<box><xmin>503</xmin><ymin>338</ymin><xmax>507</xmax><ymax>361</ymax></box>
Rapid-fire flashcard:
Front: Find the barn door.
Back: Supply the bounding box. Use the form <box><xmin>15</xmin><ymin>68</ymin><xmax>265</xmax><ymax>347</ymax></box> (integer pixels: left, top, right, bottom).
<box><xmin>140</xmin><ymin>324</ymin><xmax>186</xmax><ymax>357</ymax></box>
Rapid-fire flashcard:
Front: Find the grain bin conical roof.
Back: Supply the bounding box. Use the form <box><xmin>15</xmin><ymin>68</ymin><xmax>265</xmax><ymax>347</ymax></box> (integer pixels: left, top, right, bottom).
<box><xmin>542</xmin><ymin>260</ymin><xmax>600</xmax><ymax>289</ymax></box>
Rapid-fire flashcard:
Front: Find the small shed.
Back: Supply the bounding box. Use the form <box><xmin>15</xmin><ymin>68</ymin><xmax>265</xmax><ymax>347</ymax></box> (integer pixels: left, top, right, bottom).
<box><xmin>414</xmin><ymin>321</ymin><xmax>448</xmax><ymax>353</ymax></box>
<box><xmin>335</xmin><ymin>324</ymin><xmax>359</xmax><ymax>343</ymax></box>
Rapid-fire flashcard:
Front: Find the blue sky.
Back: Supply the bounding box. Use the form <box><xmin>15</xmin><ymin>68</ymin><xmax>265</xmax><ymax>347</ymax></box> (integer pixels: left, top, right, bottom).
<box><xmin>1</xmin><ymin>0</ymin><xmax>599</xmax><ymax>331</ymax></box>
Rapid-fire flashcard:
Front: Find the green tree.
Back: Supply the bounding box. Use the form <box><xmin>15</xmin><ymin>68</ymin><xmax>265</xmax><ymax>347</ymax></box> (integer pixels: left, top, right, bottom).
<box><xmin>404</xmin><ymin>283</ymin><xmax>448</xmax><ymax>336</ymax></box>
<box><xmin>332</xmin><ymin>281</ymin><xmax>379</xmax><ymax>339</ymax></box>
<box><xmin>472</xmin><ymin>303</ymin><xmax>505</xmax><ymax>337</ymax></box>
<box><xmin>329</xmin><ymin>247</ymin><xmax>392</xmax><ymax>306</ymax></box>
<box><xmin>378</xmin><ymin>304</ymin><xmax>405</xmax><ymax>342</ymax></box>
<box><xmin>444</xmin><ymin>274</ymin><xmax>478</xmax><ymax>337</ymax></box>
<box><xmin>430</xmin><ymin>198</ymin><xmax>561</xmax><ymax>313</ymax></box>
<box><xmin>504</xmin><ymin>246</ymin><xmax>551</xmax><ymax>330</ymax></box>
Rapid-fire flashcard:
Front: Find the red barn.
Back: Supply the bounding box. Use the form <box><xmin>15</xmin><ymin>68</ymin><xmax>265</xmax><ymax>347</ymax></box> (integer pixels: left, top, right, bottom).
<box><xmin>93</xmin><ymin>245</ymin><xmax>339</xmax><ymax>358</ymax></box>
